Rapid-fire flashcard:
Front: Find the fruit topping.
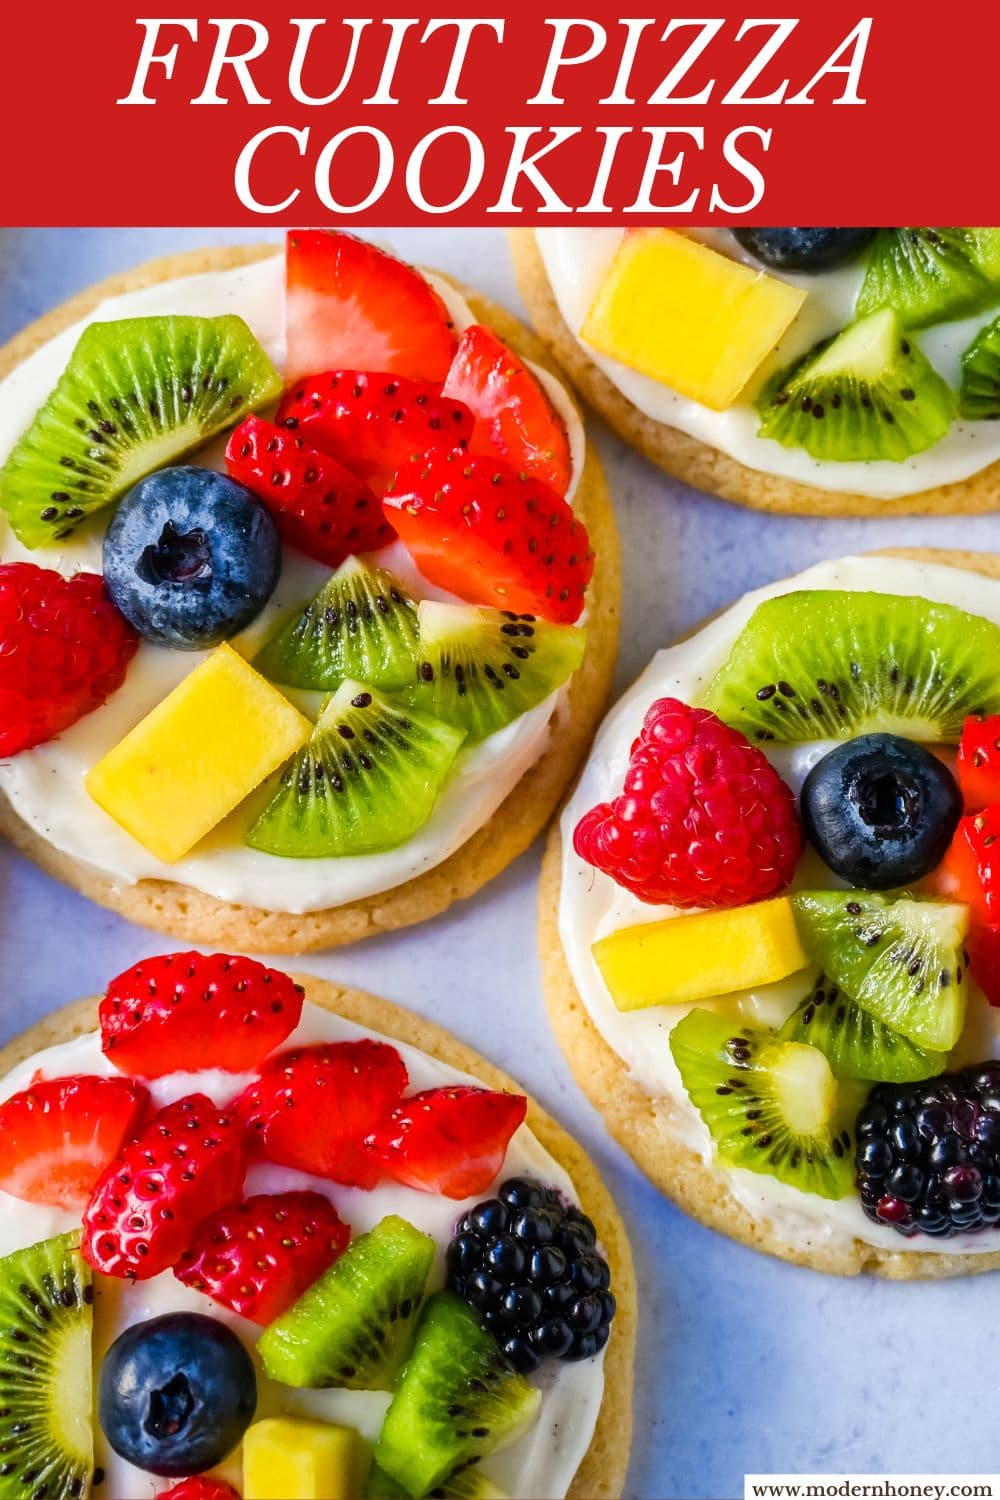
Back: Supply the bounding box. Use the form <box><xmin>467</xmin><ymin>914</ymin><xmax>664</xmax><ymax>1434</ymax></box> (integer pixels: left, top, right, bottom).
<box><xmin>82</xmin><ymin>1092</ymin><xmax>245</xmax><ymax>1280</ymax></box>
<box><xmin>245</xmin><ymin>681</ymin><xmax>465</xmax><ymax>859</ymax></box>
<box><xmin>0</xmin><ymin>315</ymin><xmax>281</xmax><ymax>548</ymax></box>
<box><xmin>855</xmin><ymin>1063</ymin><xmax>1000</xmax><ymax>1236</ymax></box>
<box><xmin>175</xmin><ymin>1190</ymin><xmax>350</xmax><ymax>1325</ymax></box>
<box><xmin>733</xmin><ymin>227</ymin><xmax>876</xmax><ymax>272</ymax></box>
<box><xmin>442</xmin><ymin>324</ymin><xmax>572</xmax><ymax>494</ymax></box>
<box><xmin>384</xmin><ymin>450</ymin><xmax>592</xmax><ymax>624</ymax></box>
<box><xmin>163</xmin><ymin>1479</ymin><xmax>241</xmax><ymax>1500</ymax></box>
<box><xmin>670</xmin><ymin>1009</ymin><xmax>854</xmax><ymax>1199</ymax></box>
<box><xmin>98</xmin><ymin>1311</ymin><xmax>256</xmax><ymax>1476</ymax></box>
<box><xmin>931</xmin><ymin>808</ymin><xmax>1000</xmax><ymax>1005</ymax></box>
<box><xmin>579</xmin><ymin>228</ymin><xmax>806</xmax><ymax>411</ymax></box>
<box><xmin>703</xmin><ymin>590</ymin><xmax>1000</xmax><ymax>745</ymax></box>
<box><xmin>801</xmin><ymin>733</ymin><xmax>962</xmax><ymax>890</ymax></box>
<box><xmin>243</xmin><ymin>1416</ymin><xmax>368</xmax><ymax>1500</ymax></box>
<box><xmin>86</xmin><ymin>642</ymin><xmax>311</xmax><ymax>863</ymax></box>
<box><xmin>0</xmin><ymin>1233</ymin><xmax>94</xmax><ymax>1500</ymax></box>
<box><xmin>856</xmin><ymin>229</ymin><xmax>1000</xmax><ymax>329</ymax></box>
<box><xmin>103</xmin><ymin>467</ymin><xmax>280</xmax><ymax>648</ymax></box>
<box><xmin>956</xmin><ymin>712</ymin><xmax>1000</xmax><ymax>808</ymax></box>
<box><xmin>100</xmin><ymin>951</ymin><xmax>304</xmax><ymax>1077</ymax></box>
<box><xmin>0</xmin><ymin>1074</ymin><xmax>148</xmax><ymax>1211</ymax></box>
<box><xmin>370</xmin><ymin>1087</ymin><xmax>528</xmax><ymax>1200</ymax></box>
<box><xmin>756</xmin><ymin>310</ymin><xmax>954</xmax><ymax>462</ymax></box>
<box><xmin>447</xmin><ymin>1177</ymin><xmax>615</xmax><ymax>1374</ymax></box>
<box><xmin>592</xmin><ymin>897</ymin><xmax>808</xmax><ymax>1011</ymax></box>
<box><xmin>0</xmin><ymin>563</ymin><xmax>138</xmax><ymax>757</ymax></box>
<box><xmin>237</xmin><ymin>1039</ymin><xmax>408</xmax><ymax>1189</ymax></box>
<box><xmin>779</xmin><ymin>974</ymin><xmax>945</xmax><ymax>1084</ymax></box>
<box><xmin>367</xmin><ymin>1465</ymin><xmax>507</xmax><ymax>1499</ymax></box>
<box><xmin>959</xmin><ymin>314</ymin><xmax>1000</xmax><ymax>420</ymax></box>
<box><xmin>259</xmin><ymin>1215</ymin><xmax>434</xmax><ymax>1391</ymax></box>
<box><xmin>285</xmin><ymin>231</ymin><xmax>456</xmax><ymax>386</ymax></box>
<box><xmin>573</xmin><ymin>697</ymin><xmax>801</xmax><ymax>908</ymax></box>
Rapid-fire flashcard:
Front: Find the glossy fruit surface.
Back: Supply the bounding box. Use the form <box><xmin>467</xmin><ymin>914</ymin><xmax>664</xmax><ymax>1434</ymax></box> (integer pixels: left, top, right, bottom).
<box><xmin>0</xmin><ymin>1075</ymin><xmax>147</xmax><ymax>1211</ymax></box>
<box><xmin>370</xmin><ymin>1087</ymin><xmax>528</xmax><ymax>1199</ymax></box>
<box><xmin>735</xmin><ymin>227</ymin><xmax>876</xmax><ymax>271</ymax></box>
<box><xmin>956</xmin><ymin>713</ymin><xmax>1000</xmax><ymax>809</ymax></box>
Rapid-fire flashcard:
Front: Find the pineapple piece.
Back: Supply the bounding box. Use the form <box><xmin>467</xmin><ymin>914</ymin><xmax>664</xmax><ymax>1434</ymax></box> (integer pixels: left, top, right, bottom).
<box><xmin>85</xmin><ymin>643</ymin><xmax>311</xmax><ymax>862</ymax></box>
<box><xmin>593</xmin><ymin>896</ymin><xmax>809</xmax><ymax>1011</ymax></box>
<box><xmin>243</xmin><ymin>1416</ymin><xmax>368</xmax><ymax>1500</ymax></box>
<box><xmin>580</xmin><ymin>229</ymin><xmax>806</xmax><ymax>410</ymax></box>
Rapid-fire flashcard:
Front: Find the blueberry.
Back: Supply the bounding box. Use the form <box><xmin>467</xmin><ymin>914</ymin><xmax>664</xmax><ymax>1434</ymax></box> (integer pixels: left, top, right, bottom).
<box><xmin>734</xmin><ymin>227</ymin><xmax>876</xmax><ymax>272</ymax></box>
<box><xmin>801</xmin><ymin>734</ymin><xmax>962</xmax><ymax>889</ymax></box>
<box><xmin>98</xmin><ymin>1312</ymin><xmax>256</xmax><ymax>1476</ymax></box>
<box><xmin>103</xmin><ymin>466</ymin><xmax>280</xmax><ymax>648</ymax></box>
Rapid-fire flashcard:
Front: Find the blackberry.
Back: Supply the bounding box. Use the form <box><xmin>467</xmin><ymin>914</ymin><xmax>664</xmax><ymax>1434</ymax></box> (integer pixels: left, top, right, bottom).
<box><xmin>855</xmin><ymin>1062</ymin><xmax>1000</xmax><ymax>1237</ymax></box>
<box><xmin>446</xmin><ymin>1177</ymin><xmax>615</xmax><ymax>1374</ymax></box>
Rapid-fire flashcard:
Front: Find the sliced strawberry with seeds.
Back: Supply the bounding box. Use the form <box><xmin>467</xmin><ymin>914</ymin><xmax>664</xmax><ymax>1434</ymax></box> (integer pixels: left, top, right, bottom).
<box><xmin>957</xmin><ymin>714</ymin><xmax>1000</xmax><ymax>810</ymax></box>
<box><xmin>368</xmin><ymin>1086</ymin><xmax>527</xmax><ymax>1199</ymax></box>
<box><xmin>0</xmin><ymin>1075</ymin><xmax>148</xmax><ymax>1212</ymax></box>
<box><xmin>163</xmin><ymin>1479</ymin><xmax>241</xmax><ymax>1500</ymax></box>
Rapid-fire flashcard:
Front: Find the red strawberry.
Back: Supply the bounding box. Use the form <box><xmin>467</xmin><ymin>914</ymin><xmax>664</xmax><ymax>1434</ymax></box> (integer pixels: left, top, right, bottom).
<box><xmin>0</xmin><ymin>1075</ymin><xmax>148</xmax><ymax>1211</ymax></box>
<box><xmin>931</xmin><ymin>809</ymin><xmax>1000</xmax><ymax>1003</ymax></box>
<box><xmin>175</xmin><ymin>1190</ymin><xmax>350</xmax><ymax>1324</ymax></box>
<box><xmin>276</xmin><ymin>371</ymin><xmax>473</xmax><ymax>498</ymax></box>
<box><xmin>100</xmin><ymin>951</ymin><xmax>304</xmax><ymax>1079</ymax></box>
<box><xmin>574</xmin><ymin>697</ymin><xmax>803</xmax><ymax>908</ymax></box>
<box><xmin>162</xmin><ymin>1480</ymin><xmax>240</xmax><ymax>1500</ymax></box>
<box><xmin>82</xmin><ymin>1093</ymin><xmax>245</xmax><ymax>1280</ymax></box>
<box><xmin>384</xmin><ymin>451</ymin><xmax>593</xmax><ymax>624</ymax></box>
<box><xmin>285</xmin><ymin>230</ymin><xmax>456</xmax><ymax>385</ymax></box>
<box><xmin>225</xmin><ymin>416</ymin><xmax>393</xmax><ymax>567</ymax></box>
<box><xmin>237</xmin><ymin>1041</ymin><xmax>408</xmax><ymax>1189</ymax></box>
<box><xmin>442</xmin><ymin>324</ymin><xmax>572</xmax><ymax>495</ymax></box>
<box><xmin>0</xmin><ymin>563</ymin><xmax>138</xmax><ymax>756</ymax></box>
<box><xmin>957</xmin><ymin>714</ymin><xmax>1000</xmax><ymax>810</ymax></box>
<box><xmin>369</xmin><ymin>1086</ymin><xmax>527</xmax><ymax>1199</ymax></box>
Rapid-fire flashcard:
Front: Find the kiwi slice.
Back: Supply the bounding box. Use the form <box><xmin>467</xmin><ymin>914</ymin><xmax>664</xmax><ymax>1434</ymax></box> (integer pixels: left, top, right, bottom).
<box><xmin>779</xmin><ymin>973</ymin><xmax>946</xmax><ymax>1084</ymax></box>
<box><xmin>856</xmin><ymin>229</ymin><xmax>1000</xmax><ymax>329</ymax></box>
<box><xmin>255</xmin><ymin>557</ymin><xmax>421</xmax><ymax>691</ymax></box>
<box><xmin>0</xmin><ymin>1232</ymin><xmax>93</xmax><ymax>1500</ymax></box>
<box><xmin>792</xmin><ymin>891</ymin><xmax>969</xmax><ymax>1053</ymax></box>
<box><xmin>0</xmin><ymin>316</ymin><xmax>282</xmax><ymax>549</ymax></box>
<box><xmin>375</xmin><ymin>1292</ymin><xmax>541</xmax><ymax>1500</ymax></box>
<box><xmin>756</xmin><ymin>310</ymin><xmax>954</xmax><ymax>462</ymax></box>
<box><xmin>367</xmin><ymin>1461</ymin><xmax>507</xmax><ymax>1498</ymax></box>
<box><xmin>259</xmin><ymin>1215</ymin><xmax>434</xmax><ymax>1392</ymax></box>
<box><xmin>404</xmin><ymin>601</ymin><xmax>587</xmax><ymax>743</ymax></box>
<box><xmin>702</xmin><ymin>589</ymin><xmax>1000</xmax><ymax>745</ymax></box>
<box><xmin>959</xmin><ymin>314</ymin><xmax>1000</xmax><ymax>420</ymax></box>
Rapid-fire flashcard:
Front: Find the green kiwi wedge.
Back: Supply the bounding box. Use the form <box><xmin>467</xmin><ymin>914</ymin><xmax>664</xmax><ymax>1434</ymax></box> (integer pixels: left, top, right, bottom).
<box><xmin>959</xmin><ymin>314</ymin><xmax>1000</xmax><ymax>419</ymax></box>
<box><xmin>0</xmin><ymin>315</ymin><xmax>281</xmax><ymax>548</ymax></box>
<box><xmin>779</xmin><ymin>973</ymin><xmax>946</xmax><ymax>1084</ymax></box>
<box><xmin>755</xmin><ymin>310</ymin><xmax>954</xmax><ymax>462</ymax></box>
<box><xmin>702</xmin><ymin>589</ymin><xmax>1000</xmax><ymax>744</ymax></box>
<box><xmin>375</xmin><ymin>1292</ymin><xmax>541</xmax><ymax>1499</ymax></box>
<box><xmin>259</xmin><ymin>1215</ymin><xmax>434</xmax><ymax>1392</ymax></box>
<box><xmin>669</xmin><ymin>1008</ymin><xmax>854</xmax><ymax>1199</ymax></box>
<box><xmin>0</xmin><ymin>1232</ymin><xmax>93</xmax><ymax>1500</ymax></box>
<box><xmin>254</xmin><ymin>557</ymin><xmax>421</xmax><ymax>691</ymax></box>
<box><xmin>246</xmin><ymin>681</ymin><xmax>466</xmax><ymax>858</ymax></box>
<box><xmin>855</xmin><ymin>228</ymin><xmax>1000</xmax><ymax>328</ymax></box>
<box><xmin>792</xmin><ymin>892</ymin><xmax>969</xmax><ymax>1052</ymax></box>
<box><xmin>367</xmin><ymin>1461</ymin><xmax>507</xmax><ymax>1498</ymax></box>
<box><xmin>404</xmin><ymin>601</ymin><xmax>587</xmax><ymax>743</ymax></box>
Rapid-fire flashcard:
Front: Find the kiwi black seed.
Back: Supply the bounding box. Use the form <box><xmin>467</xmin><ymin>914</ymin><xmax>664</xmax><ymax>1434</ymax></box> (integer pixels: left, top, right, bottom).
<box><xmin>856</xmin><ymin>228</ymin><xmax>1000</xmax><ymax>329</ymax></box>
<box><xmin>779</xmin><ymin>973</ymin><xmax>946</xmax><ymax>1085</ymax></box>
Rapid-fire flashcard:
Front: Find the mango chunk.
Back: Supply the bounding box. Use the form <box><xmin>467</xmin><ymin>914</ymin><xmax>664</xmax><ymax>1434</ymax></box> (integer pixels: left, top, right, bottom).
<box><xmin>593</xmin><ymin>896</ymin><xmax>809</xmax><ymax>1010</ymax></box>
<box><xmin>85</xmin><ymin>643</ymin><xmax>311</xmax><ymax>862</ymax></box>
<box><xmin>580</xmin><ymin>229</ymin><xmax>806</xmax><ymax>410</ymax></box>
<box><xmin>243</xmin><ymin>1416</ymin><xmax>368</xmax><ymax>1500</ymax></box>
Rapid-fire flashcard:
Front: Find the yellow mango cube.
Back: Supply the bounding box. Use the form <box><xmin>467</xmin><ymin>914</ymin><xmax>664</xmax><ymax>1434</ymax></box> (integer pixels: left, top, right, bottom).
<box><xmin>243</xmin><ymin>1416</ymin><xmax>368</xmax><ymax>1500</ymax></box>
<box><xmin>580</xmin><ymin>229</ymin><xmax>806</xmax><ymax>410</ymax></box>
<box><xmin>86</xmin><ymin>643</ymin><xmax>311</xmax><ymax>862</ymax></box>
<box><xmin>593</xmin><ymin>897</ymin><xmax>809</xmax><ymax>1011</ymax></box>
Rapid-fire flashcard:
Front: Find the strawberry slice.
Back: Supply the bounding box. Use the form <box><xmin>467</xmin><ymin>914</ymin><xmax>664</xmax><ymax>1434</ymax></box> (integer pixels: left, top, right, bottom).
<box><xmin>100</xmin><ymin>951</ymin><xmax>304</xmax><ymax>1079</ymax></box>
<box><xmin>276</xmin><ymin>371</ymin><xmax>473</xmax><ymax>498</ymax></box>
<box><xmin>443</xmin><ymin>324</ymin><xmax>573</xmax><ymax>495</ymax></box>
<box><xmin>0</xmin><ymin>1075</ymin><xmax>148</xmax><ymax>1212</ymax></box>
<box><xmin>930</xmin><ymin>808</ymin><xmax>1000</xmax><ymax>1004</ymax></box>
<box><xmin>957</xmin><ymin>714</ymin><xmax>1000</xmax><ymax>810</ymax></box>
<box><xmin>368</xmin><ymin>1085</ymin><xmax>527</xmax><ymax>1199</ymax></box>
<box><xmin>384</xmin><ymin>451</ymin><xmax>593</xmax><ymax>623</ymax></box>
<box><xmin>286</xmin><ymin>230</ymin><xmax>457</xmax><ymax>385</ymax></box>
<box><xmin>163</xmin><ymin>1479</ymin><xmax>241</xmax><ymax>1500</ymax></box>
<box><xmin>237</xmin><ymin>1041</ymin><xmax>409</xmax><ymax>1189</ymax></box>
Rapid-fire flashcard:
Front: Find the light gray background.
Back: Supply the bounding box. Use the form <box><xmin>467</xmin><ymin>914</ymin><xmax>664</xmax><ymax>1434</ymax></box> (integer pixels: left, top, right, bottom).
<box><xmin>2</xmin><ymin>228</ymin><xmax>998</xmax><ymax>1499</ymax></box>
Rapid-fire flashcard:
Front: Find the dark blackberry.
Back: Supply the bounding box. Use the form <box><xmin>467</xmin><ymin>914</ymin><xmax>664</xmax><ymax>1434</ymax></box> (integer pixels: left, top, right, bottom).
<box><xmin>855</xmin><ymin>1062</ymin><xmax>1000</xmax><ymax>1237</ymax></box>
<box><xmin>447</xmin><ymin>1178</ymin><xmax>615</xmax><ymax>1373</ymax></box>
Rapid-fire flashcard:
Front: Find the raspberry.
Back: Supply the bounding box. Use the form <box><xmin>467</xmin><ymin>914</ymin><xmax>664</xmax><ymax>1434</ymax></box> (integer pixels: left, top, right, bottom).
<box><xmin>573</xmin><ymin>697</ymin><xmax>802</xmax><ymax>908</ymax></box>
<box><xmin>0</xmin><ymin>563</ymin><xmax>138</xmax><ymax>757</ymax></box>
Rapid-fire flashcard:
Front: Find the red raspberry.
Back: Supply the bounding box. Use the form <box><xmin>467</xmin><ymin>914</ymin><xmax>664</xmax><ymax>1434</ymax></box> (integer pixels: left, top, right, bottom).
<box><xmin>0</xmin><ymin>563</ymin><xmax>138</xmax><ymax>757</ymax></box>
<box><xmin>573</xmin><ymin>697</ymin><xmax>802</xmax><ymax>908</ymax></box>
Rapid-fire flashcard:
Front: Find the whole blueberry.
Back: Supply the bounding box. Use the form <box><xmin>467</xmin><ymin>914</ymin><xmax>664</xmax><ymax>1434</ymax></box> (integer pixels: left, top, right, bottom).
<box><xmin>103</xmin><ymin>466</ymin><xmax>281</xmax><ymax>648</ymax></box>
<box><xmin>734</xmin><ymin>227</ymin><xmax>876</xmax><ymax>272</ymax></box>
<box><xmin>801</xmin><ymin>733</ymin><xmax>961</xmax><ymax>889</ymax></box>
<box><xmin>98</xmin><ymin>1312</ymin><xmax>256</xmax><ymax>1476</ymax></box>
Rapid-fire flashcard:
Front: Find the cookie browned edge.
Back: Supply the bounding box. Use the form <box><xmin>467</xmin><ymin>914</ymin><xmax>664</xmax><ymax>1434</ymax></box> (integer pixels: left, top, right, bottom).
<box><xmin>510</xmin><ymin>228</ymin><xmax>1000</xmax><ymax>520</ymax></box>
<box><xmin>0</xmin><ymin>245</ymin><xmax>621</xmax><ymax>953</ymax></box>
<box><xmin>0</xmin><ymin>973</ymin><xmax>635</xmax><ymax>1499</ymax></box>
<box><xmin>539</xmin><ymin>547</ymin><xmax>1000</xmax><ymax>1279</ymax></box>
